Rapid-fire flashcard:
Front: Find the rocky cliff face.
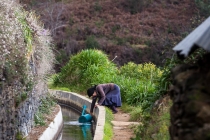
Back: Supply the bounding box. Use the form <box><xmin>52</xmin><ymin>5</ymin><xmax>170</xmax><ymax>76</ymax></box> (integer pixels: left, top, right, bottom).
<box><xmin>169</xmin><ymin>52</ymin><xmax>210</xmax><ymax>140</ymax></box>
<box><xmin>0</xmin><ymin>0</ymin><xmax>54</xmax><ymax>139</ymax></box>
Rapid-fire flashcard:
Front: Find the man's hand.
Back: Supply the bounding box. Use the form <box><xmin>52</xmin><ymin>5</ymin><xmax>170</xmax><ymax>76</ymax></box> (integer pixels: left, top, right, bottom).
<box><xmin>95</xmin><ymin>104</ymin><xmax>99</xmax><ymax>108</ymax></box>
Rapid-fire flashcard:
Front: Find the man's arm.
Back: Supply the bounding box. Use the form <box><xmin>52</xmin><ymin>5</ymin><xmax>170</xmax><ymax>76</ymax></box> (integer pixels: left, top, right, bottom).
<box><xmin>90</xmin><ymin>97</ymin><xmax>97</xmax><ymax>113</ymax></box>
<box><xmin>97</xmin><ymin>85</ymin><xmax>106</xmax><ymax>105</ymax></box>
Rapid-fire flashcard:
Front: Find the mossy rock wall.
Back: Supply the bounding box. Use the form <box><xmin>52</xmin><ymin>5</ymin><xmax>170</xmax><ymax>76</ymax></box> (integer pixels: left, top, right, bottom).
<box><xmin>0</xmin><ymin>79</ymin><xmax>47</xmax><ymax>139</ymax></box>
<box><xmin>169</xmin><ymin>53</ymin><xmax>210</xmax><ymax>140</ymax></box>
<box><xmin>0</xmin><ymin>0</ymin><xmax>54</xmax><ymax>139</ymax></box>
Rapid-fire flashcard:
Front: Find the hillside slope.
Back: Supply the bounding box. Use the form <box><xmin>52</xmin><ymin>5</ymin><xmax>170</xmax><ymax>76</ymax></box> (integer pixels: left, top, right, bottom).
<box><xmin>21</xmin><ymin>0</ymin><xmax>204</xmax><ymax>71</ymax></box>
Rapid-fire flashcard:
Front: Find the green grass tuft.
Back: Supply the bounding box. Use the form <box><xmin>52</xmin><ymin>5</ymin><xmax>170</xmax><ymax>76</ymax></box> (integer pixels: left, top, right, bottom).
<box><xmin>104</xmin><ymin>107</ymin><xmax>114</xmax><ymax>140</ymax></box>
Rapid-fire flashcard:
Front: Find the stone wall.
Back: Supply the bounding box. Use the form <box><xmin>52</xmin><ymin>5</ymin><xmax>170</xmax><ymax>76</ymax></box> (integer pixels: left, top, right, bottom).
<box><xmin>16</xmin><ymin>96</ymin><xmax>39</xmax><ymax>137</ymax></box>
<box><xmin>0</xmin><ymin>81</ymin><xmax>48</xmax><ymax>140</ymax></box>
<box><xmin>16</xmin><ymin>83</ymin><xmax>48</xmax><ymax>137</ymax></box>
<box><xmin>169</xmin><ymin>53</ymin><xmax>210</xmax><ymax>140</ymax></box>
<box><xmin>0</xmin><ymin>0</ymin><xmax>54</xmax><ymax>139</ymax></box>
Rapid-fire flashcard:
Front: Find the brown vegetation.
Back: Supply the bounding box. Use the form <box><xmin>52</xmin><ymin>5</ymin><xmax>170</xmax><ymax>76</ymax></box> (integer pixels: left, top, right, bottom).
<box><xmin>20</xmin><ymin>0</ymin><xmax>204</xmax><ymax>71</ymax></box>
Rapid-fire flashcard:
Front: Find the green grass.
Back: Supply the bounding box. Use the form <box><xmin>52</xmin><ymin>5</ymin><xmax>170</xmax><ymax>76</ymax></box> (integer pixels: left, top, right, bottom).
<box><xmin>34</xmin><ymin>94</ymin><xmax>56</xmax><ymax>126</ymax></box>
<box><xmin>103</xmin><ymin>107</ymin><xmax>114</xmax><ymax>140</ymax></box>
<box><xmin>120</xmin><ymin>103</ymin><xmax>143</xmax><ymax>121</ymax></box>
<box><xmin>133</xmin><ymin>97</ymin><xmax>172</xmax><ymax>140</ymax></box>
<box><xmin>16</xmin><ymin>132</ymin><xmax>26</xmax><ymax>140</ymax></box>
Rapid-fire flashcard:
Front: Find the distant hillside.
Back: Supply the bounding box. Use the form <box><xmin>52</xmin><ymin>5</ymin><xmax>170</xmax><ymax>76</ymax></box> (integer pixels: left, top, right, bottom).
<box><xmin>21</xmin><ymin>0</ymin><xmax>205</xmax><ymax>71</ymax></box>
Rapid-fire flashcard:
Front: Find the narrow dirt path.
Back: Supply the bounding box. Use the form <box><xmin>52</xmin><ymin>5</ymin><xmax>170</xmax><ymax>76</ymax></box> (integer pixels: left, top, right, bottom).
<box><xmin>111</xmin><ymin>108</ymin><xmax>139</xmax><ymax>140</ymax></box>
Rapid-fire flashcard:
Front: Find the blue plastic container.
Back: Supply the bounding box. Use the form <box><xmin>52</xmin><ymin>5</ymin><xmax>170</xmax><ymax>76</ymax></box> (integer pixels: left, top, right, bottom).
<box><xmin>78</xmin><ymin>105</ymin><xmax>92</xmax><ymax>123</ymax></box>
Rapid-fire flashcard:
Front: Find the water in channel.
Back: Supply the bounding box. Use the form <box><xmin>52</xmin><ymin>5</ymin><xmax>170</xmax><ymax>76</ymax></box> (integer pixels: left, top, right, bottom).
<box><xmin>58</xmin><ymin>105</ymin><xmax>96</xmax><ymax>140</ymax></box>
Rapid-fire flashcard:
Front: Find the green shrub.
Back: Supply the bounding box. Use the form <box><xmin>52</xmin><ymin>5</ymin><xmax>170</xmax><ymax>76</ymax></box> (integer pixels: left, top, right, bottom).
<box><xmin>34</xmin><ymin>112</ymin><xmax>45</xmax><ymax>126</ymax></box>
<box><xmin>119</xmin><ymin>62</ymin><xmax>162</xmax><ymax>84</ymax></box>
<box><xmin>111</xmin><ymin>25</ymin><xmax>121</xmax><ymax>33</ymax></box>
<box><xmin>129</xmin><ymin>107</ymin><xmax>144</xmax><ymax>121</ymax></box>
<box><xmin>16</xmin><ymin>10</ymin><xmax>33</xmax><ymax>55</ymax></box>
<box><xmin>126</xmin><ymin>0</ymin><xmax>153</xmax><ymax>14</ymax></box>
<box><xmin>16</xmin><ymin>132</ymin><xmax>26</xmax><ymax>140</ymax></box>
<box><xmin>85</xmin><ymin>36</ymin><xmax>100</xmax><ymax>49</ymax></box>
<box><xmin>184</xmin><ymin>48</ymin><xmax>207</xmax><ymax>64</ymax></box>
<box><xmin>115</xmin><ymin>37</ymin><xmax>127</xmax><ymax>45</ymax></box>
<box><xmin>114</xmin><ymin>62</ymin><xmax>163</xmax><ymax>110</ymax></box>
<box><xmin>52</xmin><ymin>49</ymin><xmax>117</xmax><ymax>91</ymax></box>
<box><xmin>133</xmin><ymin>98</ymin><xmax>171</xmax><ymax>140</ymax></box>
<box><xmin>15</xmin><ymin>95</ymin><xmax>22</xmax><ymax>107</ymax></box>
<box><xmin>195</xmin><ymin>0</ymin><xmax>210</xmax><ymax>17</ymax></box>
<box><xmin>155</xmin><ymin>50</ymin><xmax>206</xmax><ymax>97</ymax></box>
<box><xmin>94</xmin><ymin>0</ymin><xmax>102</xmax><ymax>12</ymax></box>
<box><xmin>34</xmin><ymin>94</ymin><xmax>56</xmax><ymax>126</ymax></box>
<box><xmin>156</xmin><ymin>54</ymin><xmax>179</xmax><ymax>96</ymax></box>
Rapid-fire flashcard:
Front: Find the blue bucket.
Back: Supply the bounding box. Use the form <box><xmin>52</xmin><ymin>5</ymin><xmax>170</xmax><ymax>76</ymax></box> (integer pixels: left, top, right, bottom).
<box><xmin>78</xmin><ymin>105</ymin><xmax>92</xmax><ymax>123</ymax></box>
<box><xmin>79</xmin><ymin>114</ymin><xmax>92</xmax><ymax>123</ymax></box>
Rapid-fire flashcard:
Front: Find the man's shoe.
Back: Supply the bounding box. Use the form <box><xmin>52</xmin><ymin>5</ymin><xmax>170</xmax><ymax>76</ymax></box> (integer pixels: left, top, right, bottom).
<box><xmin>112</xmin><ymin>110</ymin><xmax>118</xmax><ymax>114</ymax></box>
<box><xmin>111</xmin><ymin>106</ymin><xmax>118</xmax><ymax>114</ymax></box>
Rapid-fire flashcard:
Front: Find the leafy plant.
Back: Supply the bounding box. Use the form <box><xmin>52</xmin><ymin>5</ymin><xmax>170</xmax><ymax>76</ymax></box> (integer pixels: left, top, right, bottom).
<box><xmin>15</xmin><ymin>92</ymin><xmax>28</xmax><ymax>107</ymax></box>
<box><xmin>34</xmin><ymin>94</ymin><xmax>56</xmax><ymax>126</ymax></box>
<box><xmin>133</xmin><ymin>97</ymin><xmax>171</xmax><ymax>140</ymax></box>
<box><xmin>156</xmin><ymin>54</ymin><xmax>179</xmax><ymax>96</ymax></box>
<box><xmin>15</xmin><ymin>96</ymin><xmax>22</xmax><ymax>107</ymax></box>
<box><xmin>119</xmin><ymin>62</ymin><xmax>162</xmax><ymax>84</ymax></box>
<box><xmin>21</xmin><ymin>92</ymin><xmax>28</xmax><ymax>101</ymax></box>
<box><xmin>111</xmin><ymin>25</ymin><xmax>121</xmax><ymax>33</ymax></box>
<box><xmin>16</xmin><ymin>132</ymin><xmax>26</xmax><ymax>140</ymax></box>
<box><xmin>129</xmin><ymin>107</ymin><xmax>144</xmax><ymax>121</ymax></box>
<box><xmin>34</xmin><ymin>112</ymin><xmax>46</xmax><ymax>126</ymax></box>
<box><xmin>94</xmin><ymin>0</ymin><xmax>102</xmax><ymax>12</ymax></box>
<box><xmin>15</xmin><ymin>9</ymin><xmax>33</xmax><ymax>58</ymax></box>
<box><xmin>184</xmin><ymin>48</ymin><xmax>207</xmax><ymax>64</ymax></box>
<box><xmin>194</xmin><ymin>0</ymin><xmax>210</xmax><ymax>17</ymax></box>
<box><xmin>95</xmin><ymin>20</ymin><xmax>104</xmax><ymax>28</ymax></box>
<box><xmin>115</xmin><ymin>62</ymin><xmax>163</xmax><ymax>110</ymax></box>
<box><xmin>85</xmin><ymin>35</ymin><xmax>100</xmax><ymax>49</ymax></box>
<box><xmin>126</xmin><ymin>0</ymin><xmax>153</xmax><ymax>14</ymax></box>
<box><xmin>115</xmin><ymin>37</ymin><xmax>127</xmax><ymax>45</ymax></box>
<box><xmin>52</xmin><ymin>49</ymin><xmax>117</xmax><ymax>92</ymax></box>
